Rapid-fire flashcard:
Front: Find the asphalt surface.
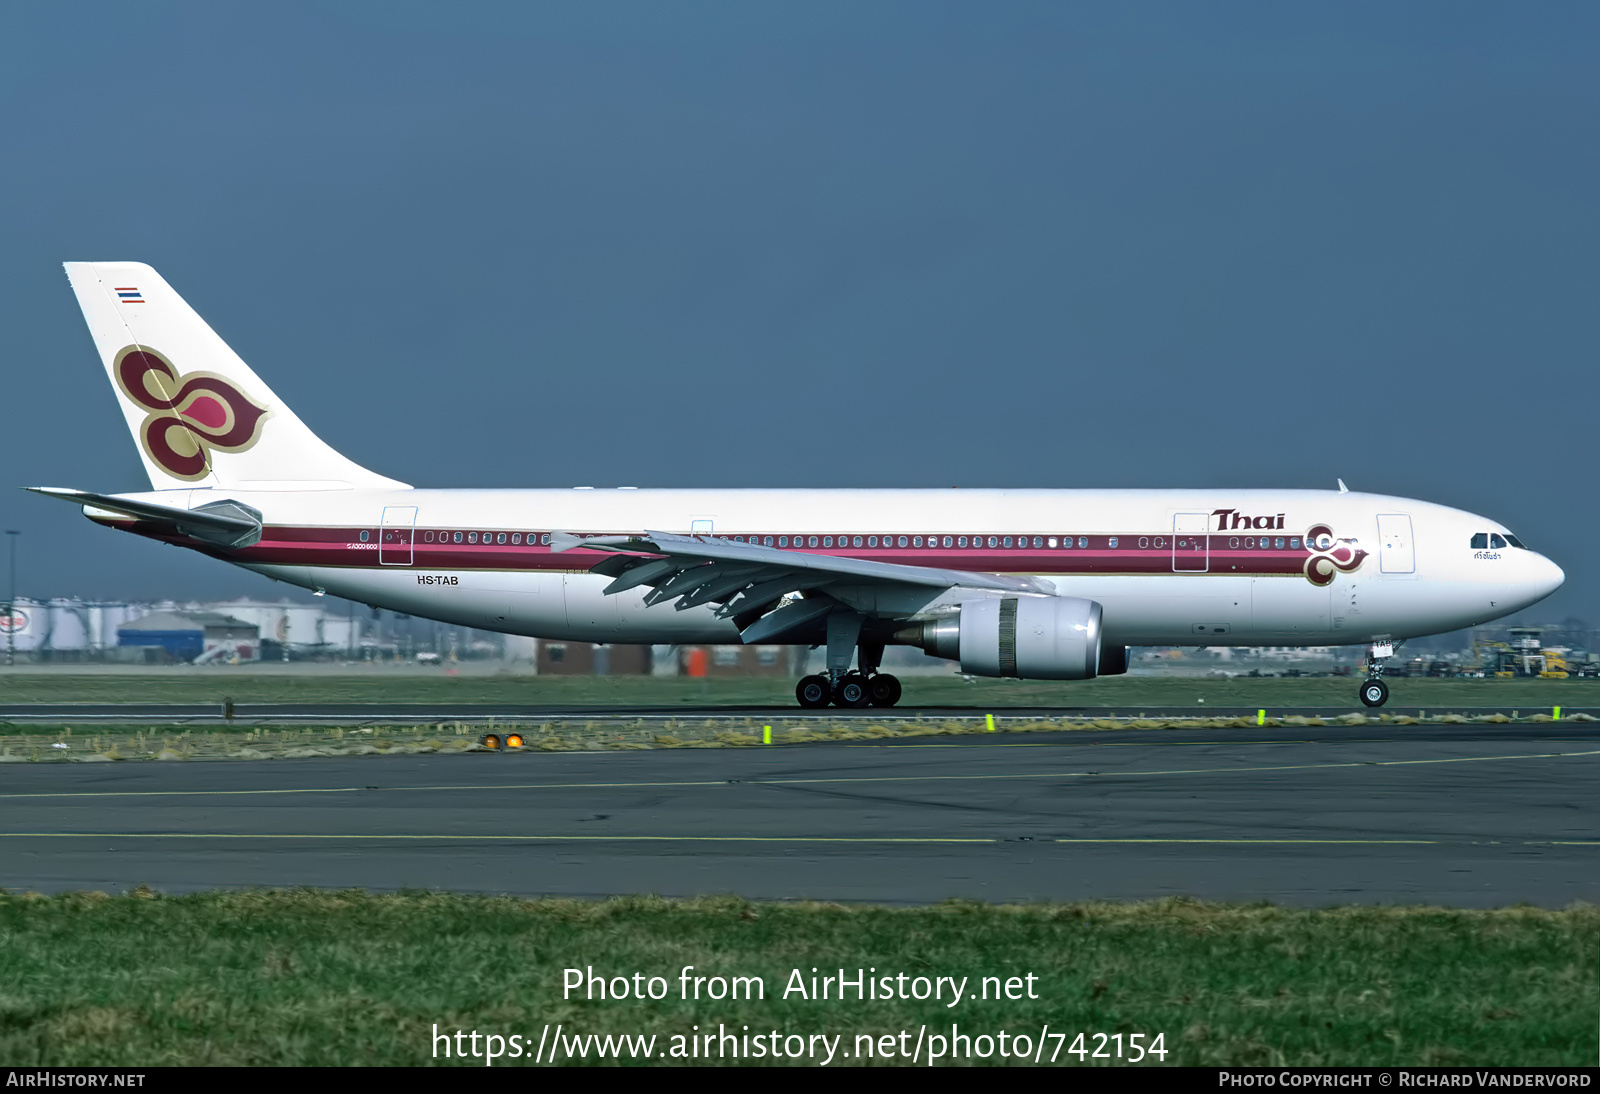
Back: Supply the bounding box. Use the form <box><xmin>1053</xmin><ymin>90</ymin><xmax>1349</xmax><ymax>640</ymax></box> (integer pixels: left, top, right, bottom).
<box><xmin>2</xmin><ymin>724</ymin><xmax>1596</xmax><ymax>907</ymax></box>
<box><xmin>1</xmin><ymin>702</ymin><xmax>1593</xmax><ymax>724</ymax></box>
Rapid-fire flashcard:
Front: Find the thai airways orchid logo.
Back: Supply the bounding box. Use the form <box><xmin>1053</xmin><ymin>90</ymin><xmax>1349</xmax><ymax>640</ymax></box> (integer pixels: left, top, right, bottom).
<box><xmin>1303</xmin><ymin>524</ymin><xmax>1366</xmax><ymax>586</ymax></box>
<box><xmin>114</xmin><ymin>346</ymin><xmax>269</xmax><ymax>481</ymax></box>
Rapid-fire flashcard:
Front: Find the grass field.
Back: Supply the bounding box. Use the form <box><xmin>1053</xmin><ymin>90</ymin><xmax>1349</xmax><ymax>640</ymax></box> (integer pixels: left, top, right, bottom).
<box><xmin>2</xmin><ymin>670</ymin><xmax>1597</xmax><ymax>709</ymax></box>
<box><xmin>0</xmin><ymin>890</ymin><xmax>1593</xmax><ymax>1067</ymax></box>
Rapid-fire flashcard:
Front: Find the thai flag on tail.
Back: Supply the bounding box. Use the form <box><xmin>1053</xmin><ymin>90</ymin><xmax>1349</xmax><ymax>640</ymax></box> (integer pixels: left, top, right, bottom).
<box><xmin>114</xmin><ymin>287</ymin><xmax>144</xmax><ymax>304</ymax></box>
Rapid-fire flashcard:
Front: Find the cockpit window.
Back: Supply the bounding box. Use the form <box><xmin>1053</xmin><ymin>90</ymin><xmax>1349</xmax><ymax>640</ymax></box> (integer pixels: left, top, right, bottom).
<box><xmin>1471</xmin><ymin>533</ymin><xmax>1488</xmax><ymax>549</ymax></box>
<box><xmin>1489</xmin><ymin>533</ymin><xmax>1507</xmax><ymax>549</ymax></box>
<box><xmin>1504</xmin><ymin>534</ymin><xmax>1526</xmax><ymax>549</ymax></box>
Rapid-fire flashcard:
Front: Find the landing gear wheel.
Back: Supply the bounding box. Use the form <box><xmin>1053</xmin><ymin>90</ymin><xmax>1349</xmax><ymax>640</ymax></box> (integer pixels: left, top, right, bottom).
<box><xmin>796</xmin><ymin>675</ymin><xmax>831</xmax><ymax>709</ymax></box>
<box><xmin>832</xmin><ymin>673</ymin><xmax>871</xmax><ymax>708</ymax></box>
<box><xmin>1359</xmin><ymin>677</ymin><xmax>1389</xmax><ymax>708</ymax></box>
<box><xmin>867</xmin><ymin>673</ymin><xmax>902</xmax><ymax>707</ymax></box>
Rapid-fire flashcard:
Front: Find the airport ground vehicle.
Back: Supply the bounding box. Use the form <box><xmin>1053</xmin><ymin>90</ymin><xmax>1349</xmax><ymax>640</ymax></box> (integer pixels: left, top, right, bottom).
<box><xmin>31</xmin><ymin>262</ymin><xmax>1565</xmax><ymax>707</ymax></box>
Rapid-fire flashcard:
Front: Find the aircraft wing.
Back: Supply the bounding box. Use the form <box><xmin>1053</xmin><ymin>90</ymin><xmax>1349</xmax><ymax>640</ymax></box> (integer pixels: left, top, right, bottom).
<box><xmin>551</xmin><ymin>529</ymin><xmax>1051</xmax><ymax>642</ymax></box>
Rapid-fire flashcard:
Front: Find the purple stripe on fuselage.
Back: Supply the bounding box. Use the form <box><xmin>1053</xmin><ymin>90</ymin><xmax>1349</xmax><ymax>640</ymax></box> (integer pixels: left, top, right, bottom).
<box><xmin>94</xmin><ymin>520</ymin><xmax>1316</xmax><ymax>577</ymax></box>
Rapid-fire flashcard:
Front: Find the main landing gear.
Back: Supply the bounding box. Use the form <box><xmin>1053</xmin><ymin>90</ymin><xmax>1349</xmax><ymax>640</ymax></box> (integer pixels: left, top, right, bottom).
<box><xmin>794</xmin><ymin>608</ymin><xmax>903</xmax><ymax>708</ymax></box>
<box><xmin>795</xmin><ymin>671</ymin><xmax>902</xmax><ymax>708</ymax></box>
<box><xmin>1358</xmin><ymin>641</ymin><xmax>1400</xmax><ymax>708</ymax></box>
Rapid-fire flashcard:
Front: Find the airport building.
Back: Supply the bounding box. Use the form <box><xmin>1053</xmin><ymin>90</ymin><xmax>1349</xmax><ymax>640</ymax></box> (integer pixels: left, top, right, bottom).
<box><xmin>117</xmin><ymin>611</ymin><xmax>260</xmax><ymax>664</ymax></box>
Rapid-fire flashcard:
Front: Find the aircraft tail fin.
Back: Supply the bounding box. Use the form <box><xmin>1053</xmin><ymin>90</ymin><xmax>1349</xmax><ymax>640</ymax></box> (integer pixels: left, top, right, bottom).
<box><xmin>63</xmin><ymin>261</ymin><xmax>408</xmax><ymax>492</ymax></box>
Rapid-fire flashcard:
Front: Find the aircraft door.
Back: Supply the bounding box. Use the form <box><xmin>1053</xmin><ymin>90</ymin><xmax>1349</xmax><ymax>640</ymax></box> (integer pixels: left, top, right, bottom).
<box><xmin>1172</xmin><ymin>512</ymin><xmax>1210</xmax><ymax>572</ymax></box>
<box><xmin>379</xmin><ymin>506</ymin><xmax>417</xmax><ymax>565</ymax></box>
<box><xmin>1377</xmin><ymin>514</ymin><xmax>1415</xmax><ymax>574</ymax></box>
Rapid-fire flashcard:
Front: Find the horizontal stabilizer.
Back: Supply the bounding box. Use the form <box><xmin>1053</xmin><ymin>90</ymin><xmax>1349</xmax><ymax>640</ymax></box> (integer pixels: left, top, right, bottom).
<box><xmin>26</xmin><ymin>487</ymin><xmax>263</xmax><ymax>549</ymax></box>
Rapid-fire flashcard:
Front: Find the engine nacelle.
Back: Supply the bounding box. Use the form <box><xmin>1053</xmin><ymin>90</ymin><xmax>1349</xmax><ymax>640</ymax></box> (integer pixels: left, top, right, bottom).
<box><xmin>898</xmin><ymin>595</ymin><xmax>1104</xmax><ymax>680</ymax></box>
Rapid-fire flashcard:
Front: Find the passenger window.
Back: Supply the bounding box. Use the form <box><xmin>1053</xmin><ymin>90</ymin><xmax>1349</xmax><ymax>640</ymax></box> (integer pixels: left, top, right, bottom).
<box><xmin>511</xmin><ymin>533</ymin><xmax>521</xmax><ymax>544</ymax></box>
<box><xmin>1047</xmin><ymin>537</ymin><xmax>1057</xmax><ymax>548</ymax></box>
<box><xmin>360</xmin><ymin>530</ymin><xmax>370</xmax><ymax>542</ymax></box>
<box><xmin>823</xmin><ymin>537</ymin><xmax>833</xmax><ymax>547</ymax></box>
<box><xmin>808</xmin><ymin>536</ymin><xmax>819</xmax><ymax>548</ymax></box>
<box><xmin>1489</xmin><ymin>534</ymin><xmax>1506</xmax><ymax>549</ymax></box>
<box><xmin>467</xmin><ymin>533</ymin><xmax>478</xmax><ymax>544</ymax></box>
<box><xmin>1078</xmin><ymin>537</ymin><xmax>1088</xmax><ymax>549</ymax></box>
<box><xmin>957</xmin><ymin>537</ymin><xmax>968</xmax><ymax>548</ymax></box>
<box><xmin>898</xmin><ymin>536</ymin><xmax>908</xmax><ymax>548</ymax></box>
<box><xmin>540</xmin><ymin>534</ymin><xmax>550</xmax><ymax>545</ymax></box>
<box><xmin>867</xmin><ymin>536</ymin><xmax>878</xmax><ymax>547</ymax></box>
<box><xmin>1108</xmin><ymin>537</ymin><xmax>1119</xmax><ymax>548</ymax></box>
<box><xmin>1245</xmin><ymin>537</ymin><xmax>1254</xmax><ymax>549</ymax></box>
<box><xmin>1470</xmin><ymin>534</ymin><xmax>1488</xmax><ymax>549</ymax></box>
<box><xmin>497</xmin><ymin>533</ymin><xmax>507</xmax><ymax>544</ymax></box>
<box><xmin>911</xmin><ymin>536</ymin><xmax>921</xmax><ymax>547</ymax></box>
<box><xmin>987</xmin><ymin>536</ymin><xmax>998</xmax><ymax>548</ymax></box>
<box><xmin>453</xmin><ymin>532</ymin><xmax>464</xmax><ymax>544</ymax></box>
<box><xmin>1274</xmin><ymin>538</ymin><xmax>1284</xmax><ymax>549</ymax></box>
<box><xmin>1289</xmin><ymin>538</ymin><xmax>1300</xmax><ymax>549</ymax></box>
<box><xmin>1229</xmin><ymin>537</ymin><xmax>1239</xmax><ymax>549</ymax></box>
<box><xmin>944</xmin><ymin>536</ymin><xmax>954</xmax><ymax>548</ymax></box>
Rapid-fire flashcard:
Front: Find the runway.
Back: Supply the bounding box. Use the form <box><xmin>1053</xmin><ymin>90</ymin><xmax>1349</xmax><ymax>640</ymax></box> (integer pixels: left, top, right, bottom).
<box><xmin>2</xmin><ymin>724</ymin><xmax>1596</xmax><ymax>907</ymax></box>
<box><xmin>0</xmin><ymin>702</ymin><xmax>1590</xmax><ymax>724</ymax></box>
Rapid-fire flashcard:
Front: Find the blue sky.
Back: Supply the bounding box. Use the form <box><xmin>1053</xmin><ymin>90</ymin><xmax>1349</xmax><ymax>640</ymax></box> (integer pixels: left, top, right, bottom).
<box><xmin>2</xmin><ymin>3</ymin><xmax>1596</xmax><ymax>625</ymax></box>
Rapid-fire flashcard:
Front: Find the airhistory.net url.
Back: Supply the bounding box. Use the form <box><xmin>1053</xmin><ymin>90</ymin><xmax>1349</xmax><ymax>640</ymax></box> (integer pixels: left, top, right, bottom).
<box><xmin>431</xmin><ymin>1023</ymin><xmax>1167</xmax><ymax>1065</ymax></box>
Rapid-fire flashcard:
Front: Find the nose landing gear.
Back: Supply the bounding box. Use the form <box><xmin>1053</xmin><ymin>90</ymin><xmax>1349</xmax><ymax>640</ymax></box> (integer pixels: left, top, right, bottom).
<box><xmin>1358</xmin><ymin>641</ymin><xmax>1400</xmax><ymax>708</ymax></box>
<box><xmin>1359</xmin><ymin>677</ymin><xmax>1390</xmax><ymax>708</ymax></box>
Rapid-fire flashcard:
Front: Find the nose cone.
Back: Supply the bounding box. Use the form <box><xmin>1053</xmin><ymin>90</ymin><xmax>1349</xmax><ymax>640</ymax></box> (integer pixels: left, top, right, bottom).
<box><xmin>1530</xmin><ymin>553</ymin><xmax>1565</xmax><ymax>602</ymax></box>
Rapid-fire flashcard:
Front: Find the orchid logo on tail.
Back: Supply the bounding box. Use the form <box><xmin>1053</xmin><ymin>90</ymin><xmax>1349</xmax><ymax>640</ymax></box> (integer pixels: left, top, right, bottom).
<box><xmin>114</xmin><ymin>346</ymin><xmax>270</xmax><ymax>481</ymax></box>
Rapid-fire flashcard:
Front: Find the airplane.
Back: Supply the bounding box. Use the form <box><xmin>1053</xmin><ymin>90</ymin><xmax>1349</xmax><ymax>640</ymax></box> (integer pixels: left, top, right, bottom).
<box><xmin>29</xmin><ymin>261</ymin><xmax>1564</xmax><ymax>709</ymax></box>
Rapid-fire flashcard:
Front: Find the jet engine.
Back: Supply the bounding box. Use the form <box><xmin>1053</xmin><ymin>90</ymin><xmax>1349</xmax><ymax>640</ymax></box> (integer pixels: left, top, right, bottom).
<box><xmin>896</xmin><ymin>595</ymin><xmax>1104</xmax><ymax>680</ymax></box>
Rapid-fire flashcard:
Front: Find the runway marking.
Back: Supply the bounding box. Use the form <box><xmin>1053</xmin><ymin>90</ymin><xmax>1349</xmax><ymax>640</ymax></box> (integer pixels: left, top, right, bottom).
<box><xmin>1055</xmin><ymin>838</ymin><xmax>1438</xmax><ymax>845</ymax></box>
<box><xmin>753</xmin><ymin>748</ymin><xmax>1600</xmax><ymax>787</ymax></box>
<box><xmin>5</xmin><ymin>748</ymin><xmax>1596</xmax><ymax>801</ymax></box>
<box><xmin>859</xmin><ymin>739</ymin><xmax>1321</xmax><ymax>749</ymax></box>
<box><xmin>0</xmin><ymin>832</ymin><xmax>993</xmax><ymax>843</ymax></box>
<box><xmin>0</xmin><ymin>833</ymin><xmax>1591</xmax><ymax>848</ymax></box>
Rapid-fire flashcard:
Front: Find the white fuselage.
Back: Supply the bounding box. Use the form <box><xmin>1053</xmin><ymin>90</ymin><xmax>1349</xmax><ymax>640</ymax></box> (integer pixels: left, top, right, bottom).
<box><xmin>98</xmin><ymin>485</ymin><xmax>1564</xmax><ymax>649</ymax></box>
